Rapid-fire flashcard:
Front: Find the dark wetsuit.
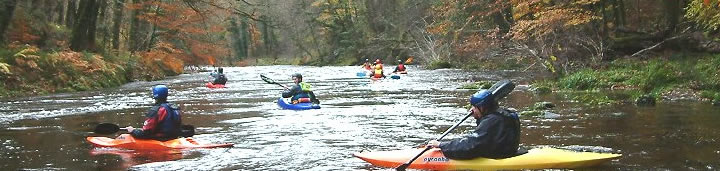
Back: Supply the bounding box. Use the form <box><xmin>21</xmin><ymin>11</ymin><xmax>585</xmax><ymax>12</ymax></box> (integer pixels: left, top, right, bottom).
<box><xmin>438</xmin><ymin>109</ymin><xmax>520</xmax><ymax>159</ymax></box>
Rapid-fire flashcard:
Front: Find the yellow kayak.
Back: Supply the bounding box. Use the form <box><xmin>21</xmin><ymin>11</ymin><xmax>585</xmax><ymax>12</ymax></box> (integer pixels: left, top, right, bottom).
<box><xmin>353</xmin><ymin>147</ymin><xmax>621</xmax><ymax>170</ymax></box>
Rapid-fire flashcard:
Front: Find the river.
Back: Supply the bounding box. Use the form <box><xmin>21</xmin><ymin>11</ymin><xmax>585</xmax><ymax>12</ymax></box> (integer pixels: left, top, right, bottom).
<box><xmin>1</xmin><ymin>65</ymin><xmax>718</xmax><ymax>170</ymax></box>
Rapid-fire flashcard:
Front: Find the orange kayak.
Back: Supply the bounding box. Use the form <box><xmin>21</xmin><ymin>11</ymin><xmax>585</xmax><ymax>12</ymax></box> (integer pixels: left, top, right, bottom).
<box><xmin>205</xmin><ymin>82</ymin><xmax>226</xmax><ymax>88</ymax></box>
<box><xmin>353</xmin><ymin>147</ymin><xmax>621</xmax><ymax>170</ymax></box>
<box><xmin>86</xmin><ymin>134</ymin><xmax>234</xmax><ymax>150</ymax></box>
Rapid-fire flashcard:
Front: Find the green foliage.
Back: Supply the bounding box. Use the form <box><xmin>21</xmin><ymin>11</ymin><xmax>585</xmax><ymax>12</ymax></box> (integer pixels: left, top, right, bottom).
<box><xmin>685</xmin><ymin>0</ymin><xmax>720</xmax><ymax>33</ymax></box>
<box><xmin>626</xmin><ymin>60</ymin><xmax>680</xmax><ymax>93</ymax></box>
<box><xmin>458</xmin><ymin>81</ymin><xmax>493</xmax><ymax>89</ymax></box>
<box><xmin>427</xmin><ymin>60</ymin><xmax>453</xmax><ymax>69</ymax></box>
<box><xmin>694</xmin><ymin>54</ymin><xmax>720</xmax><ymax>90</ymax></box>
<box><xmin>558</xmin><ymin>69</ymin><xmax>605</xmax><ymax>90</ymax></box>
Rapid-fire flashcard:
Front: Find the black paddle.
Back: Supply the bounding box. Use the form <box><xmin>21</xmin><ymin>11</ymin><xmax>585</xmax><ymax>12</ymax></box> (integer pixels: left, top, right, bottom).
<box><xmin>395</xmin><ymin>112</ymin><xmax>474</xmax><ymax>171</ymax></box>
<box><xmin>93</xmin><ymin>123</ymin><xmax>195</xmax><ymax>137</ymax></box>
<box><xmin>260</xmin><ymin>74</ymin><xmax>289</xmax><ymax>89</ymax></box>
<box><xmin>395</xmin><ymin>80</ymin><xmax>515</xmax><ymax>171</ymax></box>
<box><xmin>261</xmin><ymin>74</ymin><xmax>321</xmax><ymax>104</ymax></box>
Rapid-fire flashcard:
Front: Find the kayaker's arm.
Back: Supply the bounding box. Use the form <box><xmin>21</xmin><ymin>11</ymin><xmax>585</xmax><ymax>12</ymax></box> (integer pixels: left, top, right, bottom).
<box><xmin>437</xmin><ymin>116</ymin><xmax>501</xmax><ymax>160</ymax></box>
<box><xmin>282</xmin><ymin>85</ymin><xmax>301</xmax><ymax>98</ymax></box>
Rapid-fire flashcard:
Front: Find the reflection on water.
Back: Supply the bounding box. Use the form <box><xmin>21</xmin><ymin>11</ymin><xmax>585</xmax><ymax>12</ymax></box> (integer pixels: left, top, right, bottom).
<box><xmin>0</xmin><ymin>65</ymin><xmax>719</xmax><ymax>170</ymax></box>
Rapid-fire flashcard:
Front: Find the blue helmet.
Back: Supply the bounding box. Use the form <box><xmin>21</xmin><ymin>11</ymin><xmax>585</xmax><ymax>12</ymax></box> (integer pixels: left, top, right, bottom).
<box><xmin>470</xmin><ymin>90</ymin><xmax>492</xmax><ymax>107</ymax></box>
<box><xmin>152</xmin><ymin>85</ymin><xmax>169</xmax><ymax>99</ymax></box>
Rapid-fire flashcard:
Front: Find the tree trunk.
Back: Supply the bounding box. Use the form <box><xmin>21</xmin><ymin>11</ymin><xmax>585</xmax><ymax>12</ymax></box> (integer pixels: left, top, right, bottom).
<box><xmin>55</xmin><ymin>0</ymin><xmax>66</xmax><ymax>24</ymax></box>
<box><xmin>129</xmin><ymin>0</ymin><xmax>149</xmax><ymax>52</ymax></box>
<box><xmin>0</xmin><ymin>0</ymin><xmax>17</xmax><ymax>44</ymax></box>
<box><xmin>66</xmin><ymin>0</ymin><xmax>77</xmax><ymax>28</ymax></box>
<box><xmin>112</xmin><ymin>0</ymin><xmax>124</xmax><ymax>50</ymax></box>
<box><xmin>70</xmin><ymin>0</ymin><xmax>98</xmax><ymax>51</ymax></box>
<box><xmin>97</xmin><ymin>0</ymin><xmax>107</xmax><ymax>48</ymax></box>
<box><xmin>663</xmin><ymin>0</ymin><xmax>681</xmax><ymax>36</ymax></box>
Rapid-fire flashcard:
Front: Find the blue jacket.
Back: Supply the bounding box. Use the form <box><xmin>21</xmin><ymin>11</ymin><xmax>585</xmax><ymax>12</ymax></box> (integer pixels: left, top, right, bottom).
<box><xmin>438</xmin><ymin>109</ymin><xmax>520</xmax><ymax>159</ymax></box>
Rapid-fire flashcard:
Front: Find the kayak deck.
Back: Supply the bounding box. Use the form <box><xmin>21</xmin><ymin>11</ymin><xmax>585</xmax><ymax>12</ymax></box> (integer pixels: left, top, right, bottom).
<box><xmin>277</xmin><ymin>98</ymin><xmax>320</xmax><ymax>110</ymax></box>
<box><xmin>353</xmin><ymin>147</ymin><xmax>621</xmax><ymax>170</ymax></box>
<box><xmin>205</xmin><ymin>82</ymin><xmax>226</xmax><ymax>88</ymax></box>
<box><xmin>87</xmin><ymin>134</ymin><xmax>233</xmax><ymax>150</ymax></box>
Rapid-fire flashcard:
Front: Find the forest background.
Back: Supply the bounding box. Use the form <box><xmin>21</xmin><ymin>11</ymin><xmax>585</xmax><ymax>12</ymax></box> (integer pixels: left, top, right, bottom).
<box><xmin>1</xmin><ymin>0</ymin><xmax>720</xmax><ymax>104</ymax></box>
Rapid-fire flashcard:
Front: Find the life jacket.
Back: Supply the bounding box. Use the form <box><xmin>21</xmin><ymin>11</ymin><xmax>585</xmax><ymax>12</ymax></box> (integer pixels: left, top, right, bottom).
<box><xmin>363</xmin><ymin>63</ymin><xmax>372</xmax><ymax>70</ymax></box>
<box><xmin>397</xmin><ymin>64</ymin><xmax>406</xmax><ymax>71</ymax></box>
<box><xmin>153</xmin><ymin>103</ymin><xmax>182</xmax><ymax>139</ymax></box>
<box><xmin>290</xmin><ymin>82</ymin><xmax>313</xmax><ymax>103</ymax></box>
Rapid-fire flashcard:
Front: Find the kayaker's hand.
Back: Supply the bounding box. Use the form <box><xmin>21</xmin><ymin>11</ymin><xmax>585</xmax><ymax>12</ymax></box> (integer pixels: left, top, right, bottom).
<box><xmin>427</xmin><ymin>140</ymin><xmax>440</xmax><ymax>148</ymax></box>
<box><xmin>125</xmin><ymin>126</ymin><xmax>134</xmax><ymax>132</ymax></box>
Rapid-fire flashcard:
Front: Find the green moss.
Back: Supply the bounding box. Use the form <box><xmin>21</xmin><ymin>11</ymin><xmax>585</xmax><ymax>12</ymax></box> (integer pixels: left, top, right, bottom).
<box><xmin>427</xmin><ymin>60</ymin><xmax>453</xmax><ymax>69</ymax></box>
<box><xmin>458</xmin><ymin>81</ymin><xmax>493</xmax><ymax>89</ymax></box>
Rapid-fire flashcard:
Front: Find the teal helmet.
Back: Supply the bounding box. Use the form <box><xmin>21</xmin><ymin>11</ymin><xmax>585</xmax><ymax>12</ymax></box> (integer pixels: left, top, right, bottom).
<box><xmin>469</xmin><ymin>90</ymin><xmax>492</xmax><ymax>107</ymax></box>
<box><xmin>152</xmin><ymin>85</ymin><xmax>168</xmax><ymax>99</ymax></box>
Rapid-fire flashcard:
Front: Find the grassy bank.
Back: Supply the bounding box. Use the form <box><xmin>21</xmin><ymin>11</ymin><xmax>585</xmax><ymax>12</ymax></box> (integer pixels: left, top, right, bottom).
<box><xmin>0</xmin><ymin>45</ymin><xmax>181</xmax><ymax>98</ymax></box>
<box><xmin>531</xmin><ymin>53</ymin><xmax>720</xmax><ymax>105</ymax></box>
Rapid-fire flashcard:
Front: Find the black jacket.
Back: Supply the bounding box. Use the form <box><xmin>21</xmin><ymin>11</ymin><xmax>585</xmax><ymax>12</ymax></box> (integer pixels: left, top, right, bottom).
<box><xmin>438</xmin><ymin>109</ymin><xmax>520</xmax><ymax>159</ymax></box>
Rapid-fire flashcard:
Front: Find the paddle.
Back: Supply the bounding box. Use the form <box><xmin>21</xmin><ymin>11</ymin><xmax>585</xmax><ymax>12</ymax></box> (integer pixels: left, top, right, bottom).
<box><xmin>261</xmin><ymin>74</ymin><xmax>321</xmax><ymax>104</ymax></box>
<box><xmin>395</xmin><ymin>79</ymin><xmax>515</xmax><ymax>171</ymax></box>
<box><xmin>395</xmin><ymin>112</ymin><xmax>473</xmax><ymax>171</ymax></box>
<box><xmin>260</xmin><ymin>74</ymin><xmax>289</xmax><ymax>89</ymax></box>
<box><xmin>93</xmin><ymin>123</ymin><xmax>195</xmax><ymax>137</ymax></box>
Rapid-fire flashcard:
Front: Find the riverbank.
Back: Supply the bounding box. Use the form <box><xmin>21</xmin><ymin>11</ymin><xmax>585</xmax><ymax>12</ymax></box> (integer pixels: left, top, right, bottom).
<box><xmin>532</xmin><ymin>53</ymin><xmax>720</xmax><ymax>106</ymax></box>
<box><xmin>0</xmin><ymin>45</ymin><xmax>181</xmax><ymax>98</ymax></box>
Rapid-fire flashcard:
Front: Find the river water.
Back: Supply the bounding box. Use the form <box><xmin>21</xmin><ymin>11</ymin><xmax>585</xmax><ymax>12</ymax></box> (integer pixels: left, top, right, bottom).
<box><xmin>1</xmin><ymin>65</ymin><xmax>718</xmax><ymax>170</ymax></box>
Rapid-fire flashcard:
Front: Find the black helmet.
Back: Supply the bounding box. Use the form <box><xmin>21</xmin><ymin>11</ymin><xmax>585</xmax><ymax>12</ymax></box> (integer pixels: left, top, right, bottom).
<box><xmin>218</xmin><ymin>67</ymin><xmax>223</xmax><ymax>73</ymax></box>
<box><xmin>292</xmin><ymin>73</ymin><xmax>302</xmax><ymax>79</ymax></box>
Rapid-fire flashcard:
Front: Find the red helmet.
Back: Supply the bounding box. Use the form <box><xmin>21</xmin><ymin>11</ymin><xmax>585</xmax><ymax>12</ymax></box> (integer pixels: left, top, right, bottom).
<box><xmin>375</xmin><ymin>59</ymin><xmax>382</xmax><ymax>64</ymax></box>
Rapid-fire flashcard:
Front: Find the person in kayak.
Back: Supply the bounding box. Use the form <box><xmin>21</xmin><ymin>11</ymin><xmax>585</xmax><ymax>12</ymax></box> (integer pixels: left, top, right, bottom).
<box><xmin>370</xmin><ymin>59</ymin><xmax>386</xmax><ymax>79</ymax></box>
<box><xmin>210</xmin><ymin>67</ymin><xmax>227</xmax><ymax>85</ymax></box>
<box><xmin>393</xmin><ymin>60</ymin><xmax>406</xmax><ymax>73</ymax></box>
<box><xmin>282</xmin><ymin>73</ymin><xmax>319</xmax><ymax>104</ymax></box>
<box><xmin>361</xmin><ymin>58</ymin><xmax>372</xmax><ymax>71</ymax></box>
<box><xmin>125</xmin><ymin>85</ymin><xmax>182</xmax><ymax>141</ymax></box>
<box><xmin>427</xmin><ymin>90</ymin><xmax>521</xmax><ymax>159</ymax></box>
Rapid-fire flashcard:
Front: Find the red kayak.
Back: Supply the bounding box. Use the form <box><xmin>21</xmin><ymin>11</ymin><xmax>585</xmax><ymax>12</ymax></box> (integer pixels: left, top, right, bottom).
<box><xmin>205</xmin><ymin>82</ymin><xmax>226</xmax><ymax>88</ymax></box>
<box><xmin>87</xmin><ymin>134</ymin><xmax>234</xmax><ymax>150</ymax></box>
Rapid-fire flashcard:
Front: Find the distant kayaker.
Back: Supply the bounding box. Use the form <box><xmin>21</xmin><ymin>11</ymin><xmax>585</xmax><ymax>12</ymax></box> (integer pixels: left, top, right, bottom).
<box><xmin>361</xmin><ymin>58</ymin><xmax>372</xmax><ymax>71</ymax></box>
<box><xmin>393</xmin><ymin>60</ymin><xmax>406</xmax><ymax>73</ymax></box>
<box><xmin>427</xmin><ymin>90</ymin><xmax>521</xmax><ymax>159</ymax></box>
<box><xmin>210</xmin><ymin>67</ymin><xmax>227</xmax><ymax>85</ymax></box>
<box><xmin>125</xmin><ymin>85</ymin><xmax>182</xmax><ymax>141</ymax></box>
<box><xmin>370</xmin><ymin>59</ymin><xmax>386</xmax><ymax>79</ymax></box>
<box><xmin>282</xmin><ymin>73</ymin><xmax>319</xmax><ymax>104</ymax></box>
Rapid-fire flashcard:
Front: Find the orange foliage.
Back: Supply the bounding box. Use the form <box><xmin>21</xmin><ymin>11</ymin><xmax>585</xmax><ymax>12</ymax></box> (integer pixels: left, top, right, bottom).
<box><xmin>128</xmin><ymin>1</ymin><xmax>230</xmax><ymax>66</ymax></box>
<box><xmin>6</xmin><ymin>13</ymin><xmax>40</xmax><ymax>44</ymax></box>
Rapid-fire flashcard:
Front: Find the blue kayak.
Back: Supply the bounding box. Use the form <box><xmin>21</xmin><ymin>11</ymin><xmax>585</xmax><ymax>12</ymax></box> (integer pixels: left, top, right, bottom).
<box><xmin>277</xmin><ymin>98</ymin><xmax>320</xmax><ymax>110</ymax></box>
<box><xmin>390</xmin><ymin>75</ymin><xmax>400</xmax><ymax>79</ymax></box>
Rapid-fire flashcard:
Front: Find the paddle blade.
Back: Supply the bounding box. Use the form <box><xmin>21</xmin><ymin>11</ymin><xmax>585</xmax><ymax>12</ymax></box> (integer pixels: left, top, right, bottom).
<box><xmin>260</xmin><ymin>74</ymin><xmax>276</xmax><ymax>84</ymax></box>
<box><xmin>489</xmin><ymin>80</ymin><xmax>515</xmax><ymax>102</ymax></box>
<box><xmin>181</xmin><ymin>125</ymin><xmax>195</xmax><ymax>137</ymax></box>
<box><xmin>395</xmin><ymin>164</ymin><xmax>410</xmax><ymax>171</ymax></box>
<box><xmin>94</xmin><ymin>123</ymin><xmax>120</xmax><ymax>134</ymax></box>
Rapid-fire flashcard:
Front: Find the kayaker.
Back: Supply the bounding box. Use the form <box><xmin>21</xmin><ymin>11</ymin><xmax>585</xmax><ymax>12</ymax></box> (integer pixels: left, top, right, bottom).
<box><xmin>125</xmin><ymin>85</ymin><xmax>182</xmax><ymax>141</ymax></box>
<box><xmin>282</xmin><ymin>73</ymin><xmax>319</xmax><ymax>104</ymax></box>
<box><xmin>393</xmin><ymin>60</ymin><xmax>406</xmax><ymax>73</ymax></box>
<box><xmin>361</xmin><ymin>58</ymin><xmax>372</xmax><ymax>70</ymax></box>
<box><xmin>210</xmin><ymin>67</ymin><xmax>227</xmax><ymax>85</ymax></box>
<box><xmin>370</xmin><ymin>59</ymin><xmax>386</xmax><ymax>79</ymax></box>
<box><xmin>427</xmin><ymin>90</ymin><xmax>521</xmax><ymax>159</ymax></box>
